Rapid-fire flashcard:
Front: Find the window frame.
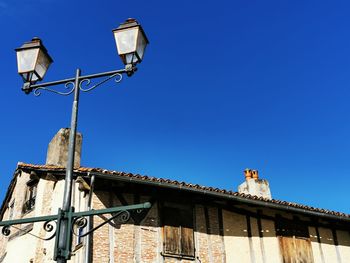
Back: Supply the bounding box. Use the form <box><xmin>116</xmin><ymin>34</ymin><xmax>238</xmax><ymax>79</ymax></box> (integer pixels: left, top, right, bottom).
<box><xmin>161</xmin><ymin>201</ymin><xmax>195</xmax><ymax>259</ymax></box>
<box><xmin>22</xmin><ymin>179</ymin><xmax>38</xmax><ymax>214</ymax></box>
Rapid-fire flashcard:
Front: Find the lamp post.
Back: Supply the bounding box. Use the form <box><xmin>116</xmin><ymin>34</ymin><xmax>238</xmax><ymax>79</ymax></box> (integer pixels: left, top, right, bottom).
<box><xmin>0</xmin><ymin>18</ymin><xmax>151</xmax><ymax>263</ymax></box>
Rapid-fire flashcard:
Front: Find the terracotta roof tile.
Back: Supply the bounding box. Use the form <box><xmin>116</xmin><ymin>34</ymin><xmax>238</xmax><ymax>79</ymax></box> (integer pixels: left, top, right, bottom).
<box><xmin>16</xmin><ymin>162</ymin><xmax>350</xmax><ymax>219</ymax></box>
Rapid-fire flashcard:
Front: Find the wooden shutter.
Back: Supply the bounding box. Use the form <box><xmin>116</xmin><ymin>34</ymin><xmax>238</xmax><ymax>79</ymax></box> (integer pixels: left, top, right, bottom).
<box><xmin>294</xmin><ymin>238</ymin><xmax>314</xmax><ymax>263</ymax></box>
<box><xmin>163</xmin><ymin>206</ymin><xmax>181</xmax><ymax>254</ymax></box>
<box><xmin>181</xmin><ymin>226</ymin><xmax>194</xmax><ymax>257</ymax></box>
<box><xmin>276</xmin><ymin>217</ymin><xmax>314</xmax><ymax>263</ymax></box>
<box><xmin>279</xmin><ymin>237</ymin><xmax>314</xmax><ymax>263</ymax></box>
<box><xmin>162</xmin><ymin>203</ymin><xmax>194</xmax><ymax>257</ymax></box>
<box><xmin>164</xmin><ymin>225</ymin><xmax>181</xmax><ymax>254</ymax></box>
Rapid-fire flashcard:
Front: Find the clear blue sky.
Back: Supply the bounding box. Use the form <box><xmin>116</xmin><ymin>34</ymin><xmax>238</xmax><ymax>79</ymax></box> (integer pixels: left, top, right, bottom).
<box><xmin>0</xmin><ymin>1</ymin><xmax>349</xmax><ymax>214</ymax></box>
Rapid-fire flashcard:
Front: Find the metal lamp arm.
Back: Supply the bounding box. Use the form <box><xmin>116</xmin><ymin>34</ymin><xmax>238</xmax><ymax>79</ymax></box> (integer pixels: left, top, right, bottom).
<box><xmin>0</xmin><ymin>202</ymin><xmax>151</xmax><ymax>238</ymax></box>
<box><xmin>79</xmin><ymin>72</ymin><xmax>123</xmax><ymax>92</ymax></box>
<box><xmin>23</xmin><ymin>66</ymin><xmax>136</xmax><ymax>96</ymax></box>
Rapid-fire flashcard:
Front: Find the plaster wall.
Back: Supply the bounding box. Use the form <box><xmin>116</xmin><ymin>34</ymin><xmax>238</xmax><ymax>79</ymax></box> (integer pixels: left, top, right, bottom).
<box><xmin>337</xmin><ymin>230</ymin><xmax>350</xmax><ymax>262</ymax></box>
<box><xmin>260</xmin><ymin>219</ymin><xmax>281</xmax><ymax>263</ymax></box>
<box><xmin>222</xmin><ymin>210</ymin><xmax>282</xmax><ymax>263</ymax></box>
<box><xmin>222</xmin><ymin>210</ymin><xmax>252</xmax><ymax>262</ymax></box>
<box><xmin>319</xmin><ymin>227</ymin><xmax>338</xmax><ymax>263</ymax></box>
<box><xmin>195</xmin><ymin>205</ymin><xmax>210</xmax><ymax>262</ymax></box>
<box><xmin>0</xmin><ymin>174</ymin><xmax>87</xmax><ymax>263</ymax></box>
<box><xmin>309</xmin><ymin>226</ymin><xmax>325</xmax><ymax>263</ymax></box>
<box><xmin>39</xmin><ymin>179</ymin><xmax>65</xmax><ymax>263</ymax></box>
<box><xmin>0</xmin><ymin>171</ymin><xmax>37</xmax><ymax>263</ymax></box>
<box><xmin>3</xmin><ymin>234</ymin><xmax>36</xmax><ymax>263</ymax></box>
<box><xmin>250</xmin><ymin>217</ymin><xmax>264</xmax><ymax>263</ymax></box>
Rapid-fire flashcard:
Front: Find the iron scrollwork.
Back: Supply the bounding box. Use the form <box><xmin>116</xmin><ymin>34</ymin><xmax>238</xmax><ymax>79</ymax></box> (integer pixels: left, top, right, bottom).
<box><xmin>1</xmin><ymin>219</ymin><xmax>57</xmax><ymax>241</ymax></box>
<box><xmin>42</xmin><ymin>219</ymin><xmax>58</xmax><ymax>240</ymax></box>
<box><xmin>30</xmin><ymin>72</ymin><xmax>123</xmax><ymax>97</ymax></box>
<box><xmin>0</xmin><ymin>202</ymin><xmax>150</xmax><ymax>245</ymax></box>
<box><xmin>33</xmin><ymin>81</ymin><xmax>75</xmax><ymax>97</ymax></box>
<box><xmin>79</xmin><ymin>73</ymin><xmax>123</xmax><ymax>93</ymax></box>
<box><xmin>72</xmin><ymin>210</ymin><xmax>130</xmax><ymax>238</ymax></box>
<box><xmin>1</xmin><ymin>226</ymin><xmax>10</xmax><ymax>236</ymax></box>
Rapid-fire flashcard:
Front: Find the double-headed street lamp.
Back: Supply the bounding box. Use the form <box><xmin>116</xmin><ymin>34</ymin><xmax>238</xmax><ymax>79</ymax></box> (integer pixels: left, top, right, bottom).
<box><xmin>0</xmin><ymin>18</ymin><xmax>150</xmax><ymax>263</ymax></box>
<box><xmin>16</xmin><ymin>18</ymin><xmax>149</xmax><ymax>92</ymax></box>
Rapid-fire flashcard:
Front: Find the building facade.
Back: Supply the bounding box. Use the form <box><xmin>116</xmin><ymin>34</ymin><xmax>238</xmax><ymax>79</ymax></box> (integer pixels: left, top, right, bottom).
<box><xmin>0</xmin><ymin>129</ymin><xmax>349</xmax><ymax>263</ymax></box>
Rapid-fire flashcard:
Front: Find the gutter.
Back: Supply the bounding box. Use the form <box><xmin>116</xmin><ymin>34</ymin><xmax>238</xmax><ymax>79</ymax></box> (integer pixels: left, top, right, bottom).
<box><xmin>90</xmin><ymin>172</ymin><xmax>350</xmax><ymax>223</ymax></box>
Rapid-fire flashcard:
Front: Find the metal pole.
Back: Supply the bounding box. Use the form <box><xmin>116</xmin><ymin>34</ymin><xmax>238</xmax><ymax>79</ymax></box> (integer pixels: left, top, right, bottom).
<box><xmin>85</xmin><ymin>174</ymin><xmax>95</xmax><ymax>263</ymax></box>
<box><xmin>57</xmin><ymin>68</ymin><xmax>81</xmax><ymax>262</ymax></box>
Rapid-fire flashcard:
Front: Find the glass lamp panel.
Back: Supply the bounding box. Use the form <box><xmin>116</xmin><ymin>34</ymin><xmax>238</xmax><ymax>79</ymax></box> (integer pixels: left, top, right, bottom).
<box><xmin>132</xmin><ymin>54</ymin><xmax>140</xmax><ymax>63</ymax></box>
<box><xmin>31</xmin><ymin>73</ymin><xmax>39</xmax><ymax>82</ymax></box>
<box><xmin>16</xmin><ymin>48</ymin><xmax>39</xmax><ymax>73</ymax></box>
<box><xmin>21</xmin><ymin>73</ymin><xmax>30</xmax><ymax>82</ymax></box>
<box><xmin>34</xmin><ymin>49</ymin><xmax>51</xmax><ymax>80</ymax></box>
<box><xmin>114</xmin><ymin>27</ymin><xmax>138</xmax><ymax>55</ymax></box>
<box><xmin>124</xmin><ymin>53</ymin><xmax>140</xmax><ymax>64</ymax></box>
<box><xmin>136</xmin><ymin>30</ymin><xmax>147</xmax><ymax>61</ymax></box>
<box><xmin>125</xmin><ymin>53</ymin><xmax>134</xmax><ymax>64</ymax></box>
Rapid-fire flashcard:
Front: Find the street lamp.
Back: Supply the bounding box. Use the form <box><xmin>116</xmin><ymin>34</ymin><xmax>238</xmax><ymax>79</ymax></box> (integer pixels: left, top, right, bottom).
<box><xmin>15</xmin><ymin>37</ymin><xmax>53</xmax><ymax>89</ymax></box>
<box><xmin>113</xmin><ymin>18</ymin><xmax>149</xmax><ymax>67</ymax></box>
<box><xmin>0</xmin><ymin>18</ymin><xmax>151</xmax><ymax>263</ymax></box>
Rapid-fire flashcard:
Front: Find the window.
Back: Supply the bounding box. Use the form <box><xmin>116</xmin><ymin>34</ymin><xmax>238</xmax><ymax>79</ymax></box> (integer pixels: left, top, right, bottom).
<box><xmin>23</xmin><ymin>179</ymin><xmax>38</xmax><ymax>214</ymax></box>
<box><xmin>162</xmin><ymin>202</ymin><xmax>195</xmax><ymax>258</ymax></box>
<box><xmin>8</xmin><ymin>200</ymin><xmax>14</xmax><ymax>220</ymax></box>
<box><xmin>276</xmin><ymin>217</ymin><xmax>314</xmax><ymax>263</ymax></box>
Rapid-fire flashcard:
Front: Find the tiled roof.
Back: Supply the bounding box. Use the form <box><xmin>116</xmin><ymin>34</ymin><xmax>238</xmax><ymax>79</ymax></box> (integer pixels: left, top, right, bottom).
<box><xmin>17</xmin><ymin>162</ymin><xmax>350</xmax><ymax>220</ymax></box>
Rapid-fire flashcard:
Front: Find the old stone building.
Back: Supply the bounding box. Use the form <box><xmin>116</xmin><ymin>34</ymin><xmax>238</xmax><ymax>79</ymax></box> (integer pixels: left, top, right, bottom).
<box><xmin>0</xmin><ymin>129</ymin><xmax>349</xmax><ymax>263</ymax></box>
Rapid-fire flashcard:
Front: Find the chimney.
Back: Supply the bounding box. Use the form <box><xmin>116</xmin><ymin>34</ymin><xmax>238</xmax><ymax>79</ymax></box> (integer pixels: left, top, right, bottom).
<box><xmin>238</xmin><ymin>169</ymin><xmax>272</xmax><ymax>199</ymax></box>
<box><xmin>46</xmin><ymin>128</ymin><xmax>82</xmax><ymax>167</ymax></box>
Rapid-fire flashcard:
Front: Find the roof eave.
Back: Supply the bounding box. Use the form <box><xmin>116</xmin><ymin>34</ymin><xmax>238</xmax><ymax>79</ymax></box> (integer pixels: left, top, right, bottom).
<box><xmin>90</xmin><ymin>172</ymin><xmax>350</xmax><ymax>223</ymax></box>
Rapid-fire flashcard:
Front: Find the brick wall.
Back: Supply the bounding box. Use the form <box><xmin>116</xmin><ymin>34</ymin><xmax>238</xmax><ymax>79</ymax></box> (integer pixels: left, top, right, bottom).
<box><xmin>90</xmin><ymin>195</ymin><xmax>227</xmax><ymax>263</ymax></box>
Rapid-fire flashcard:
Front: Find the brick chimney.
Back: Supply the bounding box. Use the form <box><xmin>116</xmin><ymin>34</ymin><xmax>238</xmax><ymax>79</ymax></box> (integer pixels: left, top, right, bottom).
<box><xmin>238</xmin><ymin>169</ymin><xmax>271</xmax><ymax>199</ymax></box>
<box><xmin>46</xmin><ymin>128</ymin><xmax>82</xmax><ymax>167</ymax></box>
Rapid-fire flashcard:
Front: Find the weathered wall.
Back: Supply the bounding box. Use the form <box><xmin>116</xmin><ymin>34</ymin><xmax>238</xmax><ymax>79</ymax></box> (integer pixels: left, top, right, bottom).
<box><xmin>0</xmin><ymin>172</ymin><xmax>88</xmax><ymax>263</ymax></box>
<box><xmin>0</xmin><ymin>171</ymin><xmax>37</xmax><ymax>263</ymax></box>
<box><xmin>309</xmin><ymin>226</ymin><xmax>350</xmax><ymax>263</ymax></box>
<box><xmin>260</xmin><ymin>218</ymin><xmax>281</xmax><ymax>263</ymax></box>
<box><xmin>1</xmin><ymin>173</ymin><xmax>350</xmax><ymax>263</ymax></box>
<box><xmin>46</xmin><ymin>128</ymin><xmax>82</xmax><ymax>168</ymax></box>
<box><xmin>223</xmin><ymin>210</ymin><xmax>252</xmax><ymax>262</ymax></box>
<box><xmin>91</xmin><ymin>192</ymin><xmax>161</xmax><ymax>263</ymax></box>
<box><xmin>194</xmin><ymin>205</ymin><xmax>226</xmax><ymax>263</ymax></box>
<box><xmin>337</xmin><ymin>230</ymin><xmax>350</xmax><ymax>262</ymax></box>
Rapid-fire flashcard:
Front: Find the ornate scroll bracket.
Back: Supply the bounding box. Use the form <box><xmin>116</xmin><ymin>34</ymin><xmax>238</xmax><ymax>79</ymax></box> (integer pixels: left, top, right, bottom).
<box><xmin>22</xmin><ymin>66</ymin><xmax>132</xmax><ymax>97</ymax></box>
<box><xmin>1</xmin><ymin>219</ymin><xmax>57</xmax><ymax>241</ymax></box>
<box><xmin>72</xmin><ymin>210</ymin><xmax>130</xmax><ymax>238</ymax></box>
<box><xmin>31</xmin><ymin>72</ymin><xmax>124</xmax><ymax>97</ymax></box>
<box><xmin>34</xmin><ymin>82</ymin><xmax>75</xmax><ymax>97</ymax></box>
<box><xmin>79</xmin><ymin>73</ymin><xmax>123</xmax><ymax>93</ymax></box>
<box><xmin>0</xmin><ymin>202</ymin><xmax>151</xmax><ymax>243</ymax></box>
